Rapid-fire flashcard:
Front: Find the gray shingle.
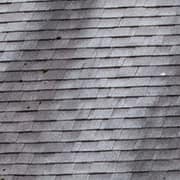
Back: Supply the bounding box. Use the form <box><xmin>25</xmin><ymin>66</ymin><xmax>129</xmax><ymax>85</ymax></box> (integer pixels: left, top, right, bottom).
<box><xmin>112</xmin><ymin>173</ymin><xmax>132</xmax><ymax>180</ymax></box>
<box><xmin>0</xmin><ymin>0</ymin><xmax>180</xmax><ymax>179</ymax></box>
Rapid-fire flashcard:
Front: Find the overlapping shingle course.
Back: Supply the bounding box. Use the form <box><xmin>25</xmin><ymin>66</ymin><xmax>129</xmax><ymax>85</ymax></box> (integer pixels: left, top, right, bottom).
<box><xmin>0</xmin><ymin>0</ymin><xmax>180</xmax><ymax>180</ymax></box>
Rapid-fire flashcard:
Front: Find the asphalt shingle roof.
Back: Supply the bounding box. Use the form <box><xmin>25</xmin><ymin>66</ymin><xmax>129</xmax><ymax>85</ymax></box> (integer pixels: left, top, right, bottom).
<box><xmin>0</xmin><ymin>0</ymin><xmax>180</xmax><ymax>179</ymax></box>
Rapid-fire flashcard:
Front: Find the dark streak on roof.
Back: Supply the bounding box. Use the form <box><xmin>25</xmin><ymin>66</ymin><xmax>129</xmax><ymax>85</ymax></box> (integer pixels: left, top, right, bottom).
<box><xmin>0</xmin><ymin>0</ymin><xmax>180</xmax><ymax>180</ymax></box>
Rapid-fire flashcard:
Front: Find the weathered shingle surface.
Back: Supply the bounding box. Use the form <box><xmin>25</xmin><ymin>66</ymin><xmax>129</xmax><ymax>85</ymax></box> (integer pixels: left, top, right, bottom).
<box><xmin>0</xmin><ymin>0</ymin><xmax>180</xmax><ymax>179</ymax></box>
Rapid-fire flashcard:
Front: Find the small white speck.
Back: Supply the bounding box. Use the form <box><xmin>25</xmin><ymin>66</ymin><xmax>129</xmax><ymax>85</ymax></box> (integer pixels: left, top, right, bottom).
<box><xmin>160</xmin><ymin>72</ymin><xmax>166</xmax><ymax>76</ymax></box>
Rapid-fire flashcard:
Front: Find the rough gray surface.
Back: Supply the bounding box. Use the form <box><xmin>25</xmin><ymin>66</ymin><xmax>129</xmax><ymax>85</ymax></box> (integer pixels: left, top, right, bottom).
<box><xmin>0</xmin><ymin>0</ymin><xmax>180</xmax><ymax>179</ymax></box>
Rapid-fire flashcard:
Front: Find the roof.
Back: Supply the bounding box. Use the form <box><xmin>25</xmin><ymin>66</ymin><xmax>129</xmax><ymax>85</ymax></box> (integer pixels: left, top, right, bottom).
<box><xmin>0</xmin><ymin>0</ymin><xmax>180</xmax><ymax>179</ymax></box>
